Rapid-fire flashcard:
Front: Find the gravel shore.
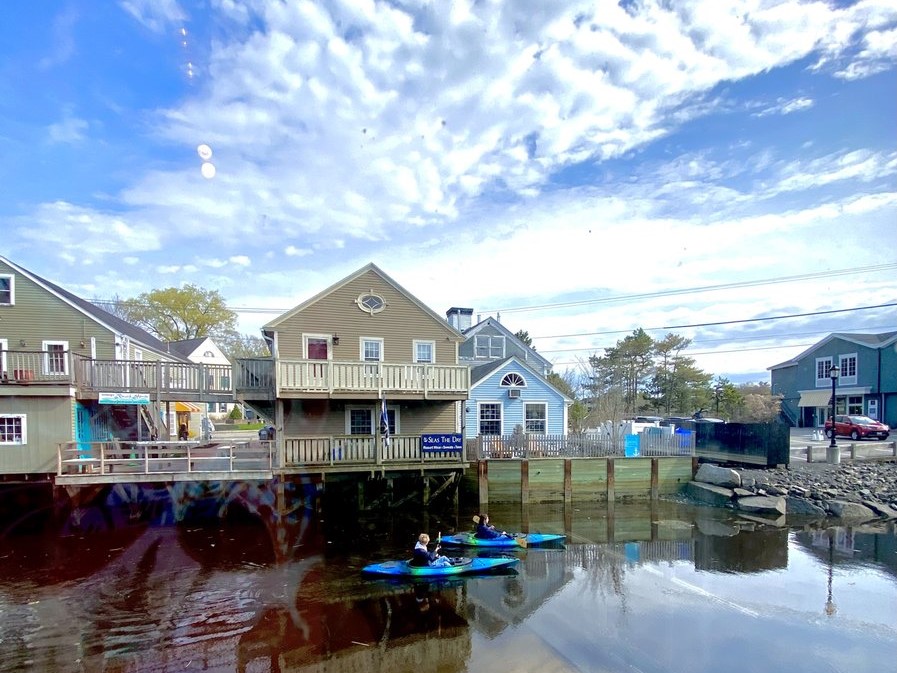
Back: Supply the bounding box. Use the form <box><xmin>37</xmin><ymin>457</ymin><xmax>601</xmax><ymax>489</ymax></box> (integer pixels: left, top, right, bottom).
<box><xmin>732</xmin><ymin>459</ymin><xmax>897</xmax><ymax>520</ymax></box>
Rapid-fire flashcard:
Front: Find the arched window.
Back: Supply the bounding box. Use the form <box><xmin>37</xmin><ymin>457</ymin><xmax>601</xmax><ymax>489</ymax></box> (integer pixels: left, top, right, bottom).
<box><xmin>500</xmin><ymin>372</ymin><xmax>526</xmax><ymax>387</ymax></box>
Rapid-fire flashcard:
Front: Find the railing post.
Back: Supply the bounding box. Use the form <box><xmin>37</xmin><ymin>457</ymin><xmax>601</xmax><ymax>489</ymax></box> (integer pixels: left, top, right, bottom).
<box><xmin>57</xmin><ymin>444</ymin><xmax>62</xmax><ymax>475</ymax></box>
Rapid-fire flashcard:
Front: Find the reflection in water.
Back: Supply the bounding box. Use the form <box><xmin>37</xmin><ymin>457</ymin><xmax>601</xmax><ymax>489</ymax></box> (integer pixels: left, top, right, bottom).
<box><xmin>0</xmin><ymin>497</ymin><xmax>894</xmax><ymax>672</ymax></box>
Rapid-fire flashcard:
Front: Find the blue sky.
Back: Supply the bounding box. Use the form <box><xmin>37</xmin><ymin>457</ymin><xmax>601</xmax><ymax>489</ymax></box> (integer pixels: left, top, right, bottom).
<box><xmin>1</xmin><ymin>0</ymin><xmax>895</xmax><ymax>383</ymax></box>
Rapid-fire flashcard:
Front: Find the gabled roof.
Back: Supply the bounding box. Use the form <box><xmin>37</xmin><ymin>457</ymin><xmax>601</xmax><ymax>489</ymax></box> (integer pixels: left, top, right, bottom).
<box><xmin>1</xmin><ymin>255</ymin><xmax>178</xmax><ymax>359</ymax></box>
<box><xmin>768</xmin><ymin>330</ymin><xmax>897</xmax><ymax>371</ymax></box>
<box><xmin>167</xmin><ymin>337</ymin><xmax>210</xmax><ymax>359</ymax></box>
<box><xmin>264</xmin><ymin>262</ymin><xmax>464</xmax><ymax>340</ymax></box>
<box><xmin>462</xmin><ymin>317</ymin><xmax>552</xmax><ymax>370</ymax></box>
<box><xmin>469</xmin><ymin>356</ymin><xmax>573</xmax><ymax>402</ymax></box>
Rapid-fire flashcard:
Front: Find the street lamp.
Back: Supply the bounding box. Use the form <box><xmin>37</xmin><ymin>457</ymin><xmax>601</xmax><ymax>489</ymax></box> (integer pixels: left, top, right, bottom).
<box><xmin>828</xmin><ymin>364</ymin><xmax>840</xmax><ymax>450</ymax></box>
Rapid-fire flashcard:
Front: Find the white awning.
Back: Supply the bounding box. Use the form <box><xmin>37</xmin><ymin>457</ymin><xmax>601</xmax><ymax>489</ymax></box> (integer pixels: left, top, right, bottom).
<box><xmin>798</xmin><ymin>390</ymin><xmax>832</xmax><ymax>407</ymax></box>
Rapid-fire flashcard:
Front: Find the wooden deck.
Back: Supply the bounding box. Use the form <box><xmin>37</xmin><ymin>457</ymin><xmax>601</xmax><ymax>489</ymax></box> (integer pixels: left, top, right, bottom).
<box><xmin>235</xmin><ymin>357</ymin><xmax>468</xmax><ymax>400</ymax></box>
<box><xmin>56</xmin><ymin>439</ymin><xmax>275</xmax><ymax>484</ymax></box>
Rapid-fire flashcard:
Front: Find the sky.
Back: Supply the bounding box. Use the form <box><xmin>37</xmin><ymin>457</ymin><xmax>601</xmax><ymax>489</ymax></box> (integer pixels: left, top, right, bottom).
<box><xmin>1</xmin><ymin>0</ymin><xmax>895</xmax><ymax>385</ymax></box>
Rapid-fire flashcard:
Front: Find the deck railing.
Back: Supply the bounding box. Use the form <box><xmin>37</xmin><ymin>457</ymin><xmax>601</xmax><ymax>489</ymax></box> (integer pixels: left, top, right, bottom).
<box><xmin>467</xmin><ymin>431</ymin><xmax>696</xmax><ymax>460</ymax></box>
<box><xmin>283</xmin><ymin>434</ymin><xmax>465</xmax><ymax>467</ymax></box>
<box><xmin>1</xmin><ymin>350</ymin><xmax>74</xmax><ymax>384</ymax></box>
<box><xmin>74</xmin><ymin>357</ymin><xmax>233</xmax><ymax>395</ymax></box>
<box><xmin>235</xmin><ymin>357</ymin><xmax>469</xmax><ymax>396</ymax></box>
<box><xmin>57</xmin><ymin>439</ymin><xmax>274</xmax><ymax>477</ymax></box>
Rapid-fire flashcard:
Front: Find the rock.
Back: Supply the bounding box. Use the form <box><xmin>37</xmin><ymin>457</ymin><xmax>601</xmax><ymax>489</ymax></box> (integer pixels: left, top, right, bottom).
<box><xmin>862</xmin><ymin>501</ymin><xmax>897</xmax><ymax>519</ymax></box>
<box><xmin>736</xmin><ymin>495</ymin><xmax>786</xmax><ymax>515</ymax></box>
<box><xmin>737</xmin><ymin>512</ymin><xmax>787</xmax><ymax>527</ymax></box>
<box><xmin>695</xmin><ymin>517</ymin><xmax>738</xmax><ymax>537</ymax></box>
<box><xmin>733</xmin><ymin>488</ymin><xmax>754</xmax><ymax>497</ymax></box>
<box><xmin>785</xmin><ymin>497</ymin><xmax>827</xmax><ymax>518</ymax></box>
<box><xmin>825</xmin><ymin>500</ymin><xmax>876</xmax><ymax>520</ymax></box>
<box><xmin>695</xmin><ymin>463</ymin><xmax>742</xmax><ymax>488</ymax></box>
<box><xmin>686</xmin><ymin>481</ymin><xmax>734</xmax><ymax>507</ymax></box>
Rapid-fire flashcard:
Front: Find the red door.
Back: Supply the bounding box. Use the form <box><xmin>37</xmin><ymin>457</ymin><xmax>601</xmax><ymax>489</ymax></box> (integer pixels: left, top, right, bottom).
<box><xmin>307</xmin><ymin>338</ymin><xmax>329</xmax><ymax>383</ymax></box>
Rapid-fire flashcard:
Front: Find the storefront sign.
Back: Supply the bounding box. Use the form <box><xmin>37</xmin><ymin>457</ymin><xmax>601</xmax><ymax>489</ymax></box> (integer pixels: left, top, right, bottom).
<box><xmin>99</xmin><ymin>392</ymin><xmax>150</xmax><ymax>405</ymax></box>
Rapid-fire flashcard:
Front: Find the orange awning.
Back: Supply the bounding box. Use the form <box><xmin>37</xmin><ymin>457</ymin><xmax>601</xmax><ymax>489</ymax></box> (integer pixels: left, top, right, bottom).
<box><xmin>175</xmin><ymin>402</ymin><xmax>203</xmax><ymax>412</ymax></box>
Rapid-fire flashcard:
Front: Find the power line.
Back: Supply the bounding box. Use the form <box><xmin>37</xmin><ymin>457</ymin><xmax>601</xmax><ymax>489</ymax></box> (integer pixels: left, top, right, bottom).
<box><xmin>482</xmin><ymin>263</ymin><xmax>897</xmax><ymax>315</ymax></box>
<box><xmin>549</xmin><ymin>342</ymin><xmax>817</xmax><ymax>368</ymax></box>
<box><xmin>535</xmin><ymin>302</ymin><xmax>897</xmax><ymax>340</ymax></box>
<box><xmin>538</xmin><ymin>324</ymin><xmax>897</xmax><ymax>354</ymax></box>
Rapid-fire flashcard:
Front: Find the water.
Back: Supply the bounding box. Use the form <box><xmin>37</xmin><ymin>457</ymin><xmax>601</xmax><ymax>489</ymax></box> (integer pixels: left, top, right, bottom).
<box><xmin>0</xmin><ymin>498</ymin><xmax>894</xmax><ymax>673</ymax></box>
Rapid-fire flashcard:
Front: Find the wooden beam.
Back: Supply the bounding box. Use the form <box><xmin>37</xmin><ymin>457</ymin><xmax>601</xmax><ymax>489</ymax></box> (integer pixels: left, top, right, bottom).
<box><xmin>650</xmin><ymin>458</ymin><xmax>659</xmax><ymax>500</ymax></box>
<box><xmin>520</xmin><ymin>460</ymin><xmax>529</xmax><ymax>507</ymax></box>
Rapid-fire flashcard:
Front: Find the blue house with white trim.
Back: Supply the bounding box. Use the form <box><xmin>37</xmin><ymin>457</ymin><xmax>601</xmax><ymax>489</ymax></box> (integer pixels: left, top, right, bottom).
<box><xmin>769</xmin><ymin>331</ymin><xmax>897</xmax><ymax>429</ymax></box>
<box><xmin>465</xmin><ymin>356</ymin><xmax>572</xmax><ymax>439</ymax></box>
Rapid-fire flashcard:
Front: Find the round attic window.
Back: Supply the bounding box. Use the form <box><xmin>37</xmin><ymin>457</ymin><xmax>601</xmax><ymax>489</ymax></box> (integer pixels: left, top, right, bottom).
<box><xmin>356</xmin><ymin>292</ymin><xmax>385</xmax><ymax>315</ymax></box>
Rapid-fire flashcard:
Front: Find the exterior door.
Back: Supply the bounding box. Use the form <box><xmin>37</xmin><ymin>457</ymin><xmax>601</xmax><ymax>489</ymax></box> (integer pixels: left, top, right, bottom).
<box><xmin>306</xmin><ymin>338</ymin><xmax>329</xmax><ymax>384</ymax></box>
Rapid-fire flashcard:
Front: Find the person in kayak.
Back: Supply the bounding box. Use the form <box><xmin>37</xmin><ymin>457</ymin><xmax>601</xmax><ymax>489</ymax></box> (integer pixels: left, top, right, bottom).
<box><xmin>475</xmin><ymin>513</ymin><xmax>509</xmax><ymax>539</ymax></box>
<box><xmin>411</xmin><ymin>533</ymin><xmax>452</xmax><ymax>567</ymax></box>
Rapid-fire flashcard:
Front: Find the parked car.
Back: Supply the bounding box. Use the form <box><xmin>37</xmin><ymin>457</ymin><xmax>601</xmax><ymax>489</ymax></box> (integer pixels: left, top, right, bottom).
<box><xmin>258</xmin><ymin>425</ymin><xmax>276</xmax><ymax>441</ymax></box>
<box><xmin>824</xmin><ymin>415</ymin><xmax>889</xmax><ymax>440</ymax></box>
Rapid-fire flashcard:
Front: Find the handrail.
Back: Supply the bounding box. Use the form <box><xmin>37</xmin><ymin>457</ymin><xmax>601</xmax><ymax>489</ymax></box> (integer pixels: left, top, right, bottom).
<box><xmin>57</xmin><ymin>439</ymin><xmax>274</xmax><ymax>476</ymax></box>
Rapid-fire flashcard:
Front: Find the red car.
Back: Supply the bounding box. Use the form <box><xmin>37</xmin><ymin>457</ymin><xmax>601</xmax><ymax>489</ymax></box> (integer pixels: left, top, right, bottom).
<box><xmin>824</xmin><ymin>415</ymin><xmax>890</xmax><ymax>441</ymax></box>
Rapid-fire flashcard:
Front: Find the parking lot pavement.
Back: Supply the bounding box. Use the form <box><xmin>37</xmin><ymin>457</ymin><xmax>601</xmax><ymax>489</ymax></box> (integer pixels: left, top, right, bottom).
<box><xmin>789</xmin><ymin>427</ymin><xmax>895</xmax><ymax>462</ymax></box>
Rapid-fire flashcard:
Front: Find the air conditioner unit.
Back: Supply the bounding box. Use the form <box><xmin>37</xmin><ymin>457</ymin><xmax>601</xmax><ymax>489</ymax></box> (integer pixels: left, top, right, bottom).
<box><xmin>508</xmin><ymin>388</ymin><xmax>521</xmax><ymax>399</ymax></box>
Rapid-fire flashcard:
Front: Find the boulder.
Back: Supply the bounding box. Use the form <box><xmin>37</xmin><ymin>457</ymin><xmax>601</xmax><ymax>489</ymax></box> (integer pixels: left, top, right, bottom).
<box><xmin>695</xmin><ymin>463</ymin><xmax>742</xmax><ymax>488</ymax></box>
<box><xmin>825</xmin><ymin>500</ymin><xmax>875</xmax><ymax>520</ymax></box>
<box><xmin>785</xmin><ymin>497</ymin><xmax>827</xmax><ymax>518</ymax></box>
<box><xmin>737</xmin><ymin>512</ymin><xmax>787</xmax><ymax>527</ymax></box>
<box><xmin>734</xmin><ymin>488</ymin><xmax>754</xmax><ymax>498</ymax></box>
<box><xmin>861</xmin><ymin>501</ymin><xmax>897</xmax><ymax>519</ymax></box>
<box><xmin>695</xmin><ymin>517</ymin><xmax>738</xmax><ymax>537</ymax></box>
<box><xmin>736</xmin><ymin>495</ymin><xmax>786</xmax><ymax>515</ymax></box>
<box><xmin>686</xmin><ymin>481</ymin><xmax>734</xmax><ymax>507</ymax></box>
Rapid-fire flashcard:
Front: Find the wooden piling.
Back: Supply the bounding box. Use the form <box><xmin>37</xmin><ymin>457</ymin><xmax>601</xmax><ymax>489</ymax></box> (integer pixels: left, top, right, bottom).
<box><xmin>606</xmin><ymin>458</ymin><xmax>615</xmax><ymax>504</ymax></box>
<box><xmin>650</xmin><ymin>458</ymin><xmax>659</xmax><ymax>501</ymax></box>
<box><xmin>563</xmin><ymin>459</ymin><xmax>572</xmax><ymax>506</ymax></box>
<box><xmin>520</xmin><ymin>460</ymin><xmax>529</xmax><ymax>506</ymax></box>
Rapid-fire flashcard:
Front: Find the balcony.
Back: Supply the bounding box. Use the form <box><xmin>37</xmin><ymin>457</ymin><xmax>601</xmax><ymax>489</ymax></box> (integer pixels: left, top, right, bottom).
<box><xmin>235</xmin><ymin>357</ymin><xmax>469</xmax><ymax>399</ymax></box>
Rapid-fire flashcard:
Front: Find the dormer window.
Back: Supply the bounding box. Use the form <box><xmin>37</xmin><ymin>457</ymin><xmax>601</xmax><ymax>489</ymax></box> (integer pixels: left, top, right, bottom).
<box><xmin>0</xmin><ymin>274</ymin><xmax>13</xmax><ymax>306</ymax></box>
<box><xmin>500</xmin><ymin>372</ymin><xmax>526</xmax><ymax>387</ymax></box>
<box><xmin>475</xmin><ymin>335</ymin><xmax>504</xmax><ymax>359</ymax></box>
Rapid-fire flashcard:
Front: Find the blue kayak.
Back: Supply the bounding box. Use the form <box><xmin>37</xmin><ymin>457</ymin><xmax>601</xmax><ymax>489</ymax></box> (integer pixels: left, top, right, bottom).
<box><xmin>440</xmin><ymin>531</ymin><xmax>565</xmax><ymax>548</ymax></box>
<box><xmin>362</xmin><ymin>555</ymin><xmax>518</xmax><ymax>577</ymax></box>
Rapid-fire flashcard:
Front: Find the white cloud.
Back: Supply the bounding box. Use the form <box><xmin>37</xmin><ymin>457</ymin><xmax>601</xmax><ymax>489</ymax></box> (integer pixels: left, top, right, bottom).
<box><xmin>14</xmin><ymin>202</ymin><xmax>161</xmax><ymax>262</ymax></box>
<box><xmin>47</xmin><ymin>114</ymin><xmax>89</xmax><ymax>144</ymax></box>
<box><xmin>285</xmin><ymin>245</ymin><xmax>311</xmax><ymax>257</ymax></box>
<box><xmin>229</xmin><ymin>255</ymin><xmax>251</xmax><ymax>266</ymax></box>
<box><xmin>119</xmin><ymin>0</ymin><xmax>187</xmax><ymax>33</ymax></box>
<box><xmin>753</xmin><ymin>97</ymin><xmax>814</xmax><ymax>117</ymax></box>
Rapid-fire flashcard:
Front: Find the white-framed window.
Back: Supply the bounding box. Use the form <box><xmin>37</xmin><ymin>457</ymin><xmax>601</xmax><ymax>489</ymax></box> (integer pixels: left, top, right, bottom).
<box><xmin>475</xmin><ymin>335</ymin><xmax>505</xmax><ymax>359</ymax></box>
<box><xmin>360</xmin><ymin>337</ymin><xmax>383</xmax><ymax>362</ymax></box>
<box><xmin>0</xmin><ymin>414</ymin><xmax>26</xmax><ymax>444</ymax></box>
<box><xmin>478</xmin><ymin>402</ymin><xmax>502</xmax><ymax>435</ymax></box>
<box><xmin>361</xmin><ymin>337</ymin><xmax>383</xmax><ymax>376</ymax></box>
<box><xmin>839</xmin><ymin>353</ymin><xmax>857</xmax><ymax>385</ymax></box>
<box><xmin>133</xmin><ymin>348</ymin><xmax>143</xmax><ymax>361</ymax></box>
<box><xmin>346</xmin><ymin>405</ymin><xmax>398</xmax><ymax>435</ymax></box>
<box><xmin>0</xmin><ymin>338</ymin><xmax>7</xmax><ymax>375</ymax></box>
<box><xmin>848</xmin><ymin>395</ymin><xmax>863</xmax><ymax>415</ymax></box>
<box><xmin>413</xmin><ymin>340</ymin><xmax>435</xmax><ymax>363</ymax></box>
<box><xmin>348</xmin><ymin>407</ymin><xmax>373</xmax><ymax>435</ymax></box>
<box><xmin>500</xmin><ymin>372</ymin><xmax>526</xmax><ymax>387</ymax></box>
<box><xmin>525</xmin><ymin>402</ymin><xmax>547</xmax><ymax>434</ymax></box>
<box><xmin>42</xmin><ymin>340</ymin><xmax>69</xmax><ymax>375</ymax></box>
<box><xmin>815</xmin><ymin>357</ymin><xmax>833</xmax><ymax>386</ymax></box>
<box><xmin>0</xmin><ymin>274</ymin><xmax>13</xmax><ymax>306</ymax></box>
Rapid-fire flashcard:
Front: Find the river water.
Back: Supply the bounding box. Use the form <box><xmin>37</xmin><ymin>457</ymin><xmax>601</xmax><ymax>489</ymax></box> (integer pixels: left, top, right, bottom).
<box><xmin>0</xmin><ymin>493</ymin><xmax>894</xmax><ymax>673</ymax></box>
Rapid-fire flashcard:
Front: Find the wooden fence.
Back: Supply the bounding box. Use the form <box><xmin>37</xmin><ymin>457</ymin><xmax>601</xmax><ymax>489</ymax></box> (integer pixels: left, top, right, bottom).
<box><xmin>466</xmin><ymin>431</ymin><xmax>695</xmax><ymax>460</ymax></box>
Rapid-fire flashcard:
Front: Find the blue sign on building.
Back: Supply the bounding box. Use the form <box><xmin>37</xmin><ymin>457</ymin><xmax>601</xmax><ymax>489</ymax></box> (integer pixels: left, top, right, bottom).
<box><xmin>421</xmin><ymin>433</ymin><xmax>463</xmax><ymax>451</ymax></box>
